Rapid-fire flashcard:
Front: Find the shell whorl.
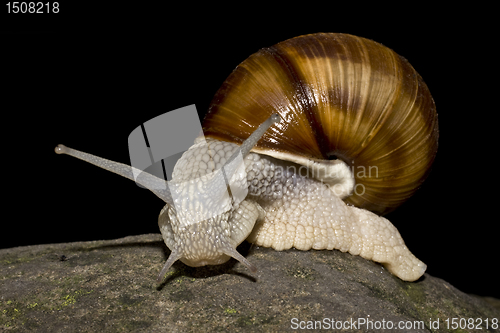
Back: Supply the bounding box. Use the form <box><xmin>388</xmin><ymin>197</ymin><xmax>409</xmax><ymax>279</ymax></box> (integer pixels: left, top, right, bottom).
<box><xmin>203</xmin><ymin>33</ymin><xmax>439</xmax><ymax>215</ymax></box>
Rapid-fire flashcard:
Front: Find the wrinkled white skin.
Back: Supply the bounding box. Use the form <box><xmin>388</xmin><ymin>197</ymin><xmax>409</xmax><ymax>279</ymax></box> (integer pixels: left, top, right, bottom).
<box><xmin>162</xmin><ymin>138</ymin><xmax>426</xmax><ymax>282</ymax></box>
<box><xmin>55</xmin><ymin>115</ymin><xmax>426</xmax><ymax>283</ymax></box>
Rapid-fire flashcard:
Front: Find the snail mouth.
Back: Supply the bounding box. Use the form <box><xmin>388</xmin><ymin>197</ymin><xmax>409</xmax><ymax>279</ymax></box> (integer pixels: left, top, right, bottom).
<box><xmin>179</xmin><ymin>238</ymin><xmax>257</xmax><ymax>273</ymax></box>
<box><xmin>180</xmin><ymin>255</ymin><xmax>232</xmax><ymax>267</ymax></box>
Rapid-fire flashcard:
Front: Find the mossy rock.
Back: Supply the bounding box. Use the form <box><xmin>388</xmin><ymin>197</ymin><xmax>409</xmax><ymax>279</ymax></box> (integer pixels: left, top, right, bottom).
<box><xmin>1</xmin><ymin>234</ymin><xmax>498</xmax><ymax>332</ymax></box>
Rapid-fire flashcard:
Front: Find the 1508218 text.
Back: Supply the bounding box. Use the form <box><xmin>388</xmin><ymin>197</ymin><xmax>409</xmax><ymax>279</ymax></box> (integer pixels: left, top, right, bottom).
<box><xmin>6</xmin><ymin>2</ymin><xmax>59</xmax><ymax>13</ymax></box>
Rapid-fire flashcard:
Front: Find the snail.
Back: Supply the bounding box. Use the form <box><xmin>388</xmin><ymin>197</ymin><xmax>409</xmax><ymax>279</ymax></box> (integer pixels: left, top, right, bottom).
<box><xmin>55</xmin><ymin>33</ymin><xmax>438</xmax><ymax>282</ymax></box>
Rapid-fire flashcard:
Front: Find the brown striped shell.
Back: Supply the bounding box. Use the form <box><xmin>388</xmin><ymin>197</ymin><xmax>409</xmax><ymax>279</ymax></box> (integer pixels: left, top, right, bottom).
<box><xmin>202</xmin><ymin>33</ymin><xmax>439</xmax><ymax>215</ymax></box>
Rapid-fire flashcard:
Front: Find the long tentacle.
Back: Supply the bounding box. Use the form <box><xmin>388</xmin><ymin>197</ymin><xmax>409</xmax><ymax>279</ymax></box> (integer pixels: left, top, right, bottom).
<box><xmin>55</xmin><ymin>144</ymin><xmax>174</xmax><ymax>207</ymax></box>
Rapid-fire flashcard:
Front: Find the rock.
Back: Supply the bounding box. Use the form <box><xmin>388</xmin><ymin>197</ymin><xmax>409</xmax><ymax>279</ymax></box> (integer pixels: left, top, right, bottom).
<box><xmin>1</xmin><ymin>234</ymin><xmax>498</xmax><ymax>332</ymax></box>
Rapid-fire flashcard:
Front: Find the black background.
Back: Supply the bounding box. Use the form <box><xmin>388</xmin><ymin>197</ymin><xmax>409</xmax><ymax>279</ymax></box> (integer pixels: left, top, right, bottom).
<box><xmin>2</xmin><ymin>4</ymin><xmax>498</xmax><ymax>298</ymax></box>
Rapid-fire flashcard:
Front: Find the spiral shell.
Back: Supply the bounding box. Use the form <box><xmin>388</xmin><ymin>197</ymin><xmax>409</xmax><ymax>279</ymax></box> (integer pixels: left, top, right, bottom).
<box><xmin>203</xmin><ymin>33</ymin><xmax>438</xmax><ymax>215</ymax></box>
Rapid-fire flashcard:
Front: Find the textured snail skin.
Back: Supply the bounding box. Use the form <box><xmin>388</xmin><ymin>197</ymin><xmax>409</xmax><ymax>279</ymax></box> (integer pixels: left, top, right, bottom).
<box><xmin>56</xmin><ymin>133</ymin><xmax>426</xmax><ymax>282</ymax></box>
<box><xmin>159</xmin><ymin>138</ymin><xmax>426</xmax><ymax>282</ymax></box>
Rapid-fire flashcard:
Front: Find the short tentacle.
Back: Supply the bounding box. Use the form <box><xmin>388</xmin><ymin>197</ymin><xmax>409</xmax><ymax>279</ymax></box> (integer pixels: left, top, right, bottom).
<box><xmin>221</xmin><ymin>245</ymin><xmax>257</xmax><ymax>273</ymax></box>
<box><xmin>156</xmin><ymin>249</ymin><xmax>182</xmax><ymax>283</ymax></box>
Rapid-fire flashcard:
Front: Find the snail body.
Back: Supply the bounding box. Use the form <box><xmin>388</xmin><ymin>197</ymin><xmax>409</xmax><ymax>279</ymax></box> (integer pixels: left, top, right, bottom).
<box><xmin>55</xmin><ymin>33</ymin><xmax>438</xmax><ymax>282</ymax></box>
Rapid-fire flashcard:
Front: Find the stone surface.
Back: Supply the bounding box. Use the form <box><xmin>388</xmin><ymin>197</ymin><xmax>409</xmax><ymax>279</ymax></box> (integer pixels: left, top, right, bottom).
<box><xmin>1</xmin><ymin>234</ymin><xmax>498</xmax><ymax>332</ymax></box>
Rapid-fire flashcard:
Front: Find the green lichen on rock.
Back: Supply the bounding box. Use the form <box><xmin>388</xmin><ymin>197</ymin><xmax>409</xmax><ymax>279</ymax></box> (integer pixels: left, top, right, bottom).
<box><xmin>1</xmin><ymin>234</ymin><xmax>498</xmax><ymax>332</ymax></box>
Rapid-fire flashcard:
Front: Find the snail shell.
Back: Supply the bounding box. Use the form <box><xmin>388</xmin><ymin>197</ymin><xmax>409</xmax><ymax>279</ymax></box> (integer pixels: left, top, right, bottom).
<box><xmin>203</xmin><ymin>33</ymin><xmax>439</xmax><ymax>215</ymax></box>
